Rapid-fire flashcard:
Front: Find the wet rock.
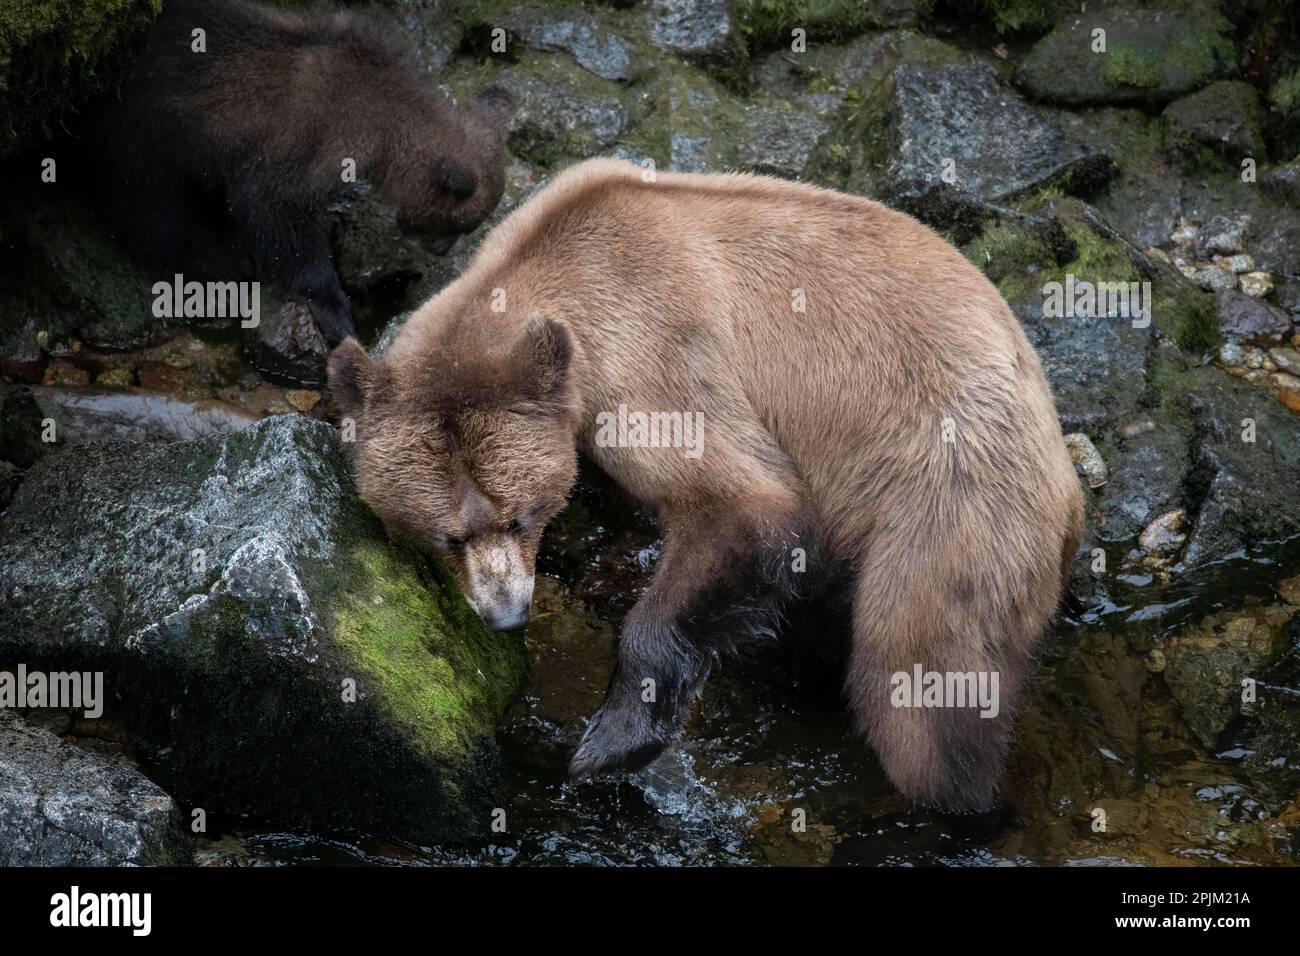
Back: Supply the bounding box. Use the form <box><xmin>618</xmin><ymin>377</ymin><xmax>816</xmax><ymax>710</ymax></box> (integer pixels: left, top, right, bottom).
<box><xmin>1096</xmin><ymin>428</ymin><xmax>1190</xmax><ymax>543</ymax></box>
<box><xmin>1217</xmin><ymin>290</ymin><xmax>1292</xmax><ymax>345</ymax></box>
<box><xmin>1015</xmin><ymin>9</ymin><xmax>1236</xmax><ymax>106</ymax></box>
<box><xmin>492</xmin><ymin>7</ymin><xmax>637</xmax><ymax>83</ymax></box>
<box><xmin>1163</xmin><ymin>81</ymin><xmax>1266</xmax><ymax>161</ymax></box>
<box><xmin>1138</xmin><ymin>509</ymin><xmax>1187</xmax><ymax>556</ymax></box>
<box><xmin>648</xmin><ymin>0</ymin><xmax>746</xmax><ymax>83</ymax></box>
<box><xmin>850</xmin><ymin>60</ymin><xmax>1112</xmax><ymax>234</ymax></box>
<box><xmin>0</xmin><ymin>711</ymin><xmax>191</xmax><ymax>866</ymax></box>
<box><xmin>1175</xmin><ymin>366</ymin><xmax>1300</xmax><ymax>566</ymax></box>
<box><xmin>250</xmin><ymin>300</ymin><xmax>330</xmax><ymax>387</ymax></box>
<box><xmin>734</xmin><ymin>105</ymin><xmax>829</xmax><ymax>179</ymax></box>
<box><xmin>0</xmin><ymin>416</ymin><xmax>527</xmax><ymax>842</ymax></box>
<box><xmin>1161</xmin><ymin>605</ymin><xmax>1292</xmax><ymax>748</ymax></box>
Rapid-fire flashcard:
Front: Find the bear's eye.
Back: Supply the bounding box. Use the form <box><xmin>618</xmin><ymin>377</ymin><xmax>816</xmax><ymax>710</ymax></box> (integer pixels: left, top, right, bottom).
<box><xmin>505</xmin><ymin>518</ymin><xmax>524</xmax><ymax>536</ymax></box>
<box><xmin>443</xmin><ymin>535</ymin><xmax>466</xmax><ymax>551</ymax></box>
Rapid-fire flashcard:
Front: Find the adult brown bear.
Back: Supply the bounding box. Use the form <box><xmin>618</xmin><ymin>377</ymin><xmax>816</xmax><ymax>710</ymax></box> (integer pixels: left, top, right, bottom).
<box><xmin>329</xmin><ymin>158</ymin><xmax>1085</xmax><ymax>812</ymax></box>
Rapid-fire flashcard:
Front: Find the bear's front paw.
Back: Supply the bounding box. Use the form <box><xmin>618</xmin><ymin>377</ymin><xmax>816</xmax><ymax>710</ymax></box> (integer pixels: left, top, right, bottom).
<box><xmin>567</xmin><ymin>702</ymin><xmax>672</xmax><ymax>781</ymax></box>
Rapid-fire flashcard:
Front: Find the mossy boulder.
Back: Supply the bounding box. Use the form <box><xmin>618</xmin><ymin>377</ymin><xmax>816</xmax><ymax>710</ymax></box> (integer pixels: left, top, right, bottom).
<box><xmin>1014</xmin><ymin>8</ymin><xmax>1236</xmax><ymax>105</ymax></box>
<box><xmin>1163</xmin><ymin>80</ymin><xmax>1267</xmax><ymax>162</ymax></box>
<box><xmin>0</xmin><ymin>0</ymin><xmax>161</xmax><ymax>157</ymax></box>
<box><xmin>0</xmin><ymin>415</ymin><xmax>528</xmax><ymax>843</ymax></box>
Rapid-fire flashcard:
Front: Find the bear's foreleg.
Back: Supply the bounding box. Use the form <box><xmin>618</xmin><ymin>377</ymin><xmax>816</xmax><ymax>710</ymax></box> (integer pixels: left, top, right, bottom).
<box><xmin>568</xmin><ymin>496</ymin><xmax>816</xmax><ymax>779</ymax></box>
<box><xmin>227</xmin><ymin>181</ymin><xmax>356</xmax><ymax>345</ymax></box>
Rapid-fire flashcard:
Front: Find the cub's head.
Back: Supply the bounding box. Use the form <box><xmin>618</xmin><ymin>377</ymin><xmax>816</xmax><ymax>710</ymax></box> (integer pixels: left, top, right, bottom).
<box><xmin>327</xmin><ymin>316</ymin><xmax>578</xmax><ymax>631</ymax></box>
<box><xmin>390</xmin><ymin>87</ymin><xmax>515</xmax><ymax>254</ymax></box>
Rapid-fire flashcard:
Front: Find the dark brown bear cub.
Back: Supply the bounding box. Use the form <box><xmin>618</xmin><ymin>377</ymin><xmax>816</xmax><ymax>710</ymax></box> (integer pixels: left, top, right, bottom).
<box><xmin>329</xmin><ymin>159</ymin><xmax>1084</xmax><ymax>812</ymax></box>
<box><xmin>86</xmin><ymin>0</ymin><xmax>512</xmax><ymax>346</ymax></box>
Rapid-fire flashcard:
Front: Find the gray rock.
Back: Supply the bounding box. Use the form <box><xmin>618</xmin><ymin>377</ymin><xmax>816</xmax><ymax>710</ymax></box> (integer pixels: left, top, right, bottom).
<box><xmin>648</xmin><ymin>0</ymin><xmax>745</xmax><ymax>82</ymax></box>
<box><xmin>1191</xmin><ymin>265</ymin><xmax>1237</xmax><ymax>293</ymax></box>
<box><xmin>649</xmin><ymin>0</ymin><xmax>736</xmax><ymax>59</ymax></box>
<box><xmin>734</xmin><ymin>105</ymin><xmax>829</xmax><ymax>179</ymax></box>
<box><xmin>0</xmin><ymin>711</ymin><xmax>190</xmax><ymax>866</ymax></box>
<box><xmin>865</xmin><ymin>61</ymin><xmax>1113</xmax><ymax>233</ymax></box>
<box><xmin>1217</xmin><ymin>289</ymin><xmax>1292</xmax><ymax>344</ymax></box>
<box><xmin>1196</xmin><ymin>214</ymin><xmax>1249</xmax><ymax>258</ymax></box>
<box><xmin>670</xmin><ymin>131</ymin><xmax>713</xmax><ymax>172</ymax></box>
<box><xmin>1265</xmin><ymin>157</ymin><xmax>1300</xmax><ymax>208</ymax></box>
<box><xmin>1015</xmin><ymin>9</ymin><xmax>1236</xmax><ymax>106</ymax></box>
<box><xmin>498</xmin><ymin>9</ymin><xmax>637</xmax><ymax>83</ymax></box>
<box><xmin>0</xmin><ymin>415</ymin><xmax>527</xmax><ymax>842</ymax></box>
<box><xmin>391</xmin><ymin>0</ymin><xmax>464</xmax><ymax>75</ymax></box>
<box><xmin>495</xmin><ymin>70</ymin><xmax>630</xmax><ymax>162</ymax></box>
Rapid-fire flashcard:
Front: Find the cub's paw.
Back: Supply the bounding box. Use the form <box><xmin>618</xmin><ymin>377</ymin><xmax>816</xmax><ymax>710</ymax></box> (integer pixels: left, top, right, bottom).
<box><xmin>567</xmin><ymin>702</ymin><xmax>672</xmax><ymax>781</ymax></box>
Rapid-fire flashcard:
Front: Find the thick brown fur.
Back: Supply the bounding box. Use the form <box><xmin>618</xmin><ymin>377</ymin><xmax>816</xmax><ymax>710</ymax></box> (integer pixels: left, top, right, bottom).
<box><xmin>329</xmin><ymin>158</ymin><xmax>1085</xmax><ymax>812</ymax></box>
<box><xmin>85</xmin><ymin>0</ymin><xmax>512</xmax><ymax>344</ymax></box>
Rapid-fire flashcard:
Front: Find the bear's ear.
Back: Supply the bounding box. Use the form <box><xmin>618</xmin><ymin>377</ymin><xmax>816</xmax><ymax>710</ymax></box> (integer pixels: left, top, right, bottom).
<box><xmin>472</xmin><ymin>86</ymin><xmax>515</xmax><ymax>134</ymax></box>
<box><xmin>515</xmin><ymin>312</ymin><xmax>573</xmax><ymax>404</ymax></box>
<box><xmin>328</xmin><ymin>337</ymin><xmax>379</xmax><ymax>420</ymax></box>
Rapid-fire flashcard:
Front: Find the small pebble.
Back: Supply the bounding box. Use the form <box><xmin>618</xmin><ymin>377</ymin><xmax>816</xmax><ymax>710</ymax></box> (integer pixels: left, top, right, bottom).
<box><xmin>1216</xmin><ymin>253</ymin><xmax>1255</xmax><ymax>274</ymax></box>
<box><xmin>285</xmin><ymin>389</ymin><xmax>322</xmax><ymax>412</ymax></box>
<box><xmin>1269</xmin><ymin>347</ymin><xmax>1300</xmax><ymax>374</ymax></box>
<box><xmin>1063</xmin><ymin>433</ymin><xmax>1107</xmax><ymax>489</ymax></box>
<box><xmin>1239</xmin><ymin>271</ymin><xmax>1274</xmax><ymax>298</ymax></box>
<box><xmin>1169</xmin><ymin>220</ymin><xmax>1199</xmax><ymax>248</ymax></box>
<box><xmin>94</xmin><ymin>367</ymin><xmax>136</xmax><ymax>388</ymax></box>
<box><xmin>1118</xmin><ymin>419</ymin><xmax>1155</xmax><ymax>439</ymax></box>
<box><xmin>1139</xmin><ymin>510</ymin><xmax>1187</xmax><ymax>556</ymax></box>
<box><xmin>41</xmin><ymin>361</ymin><xmax>90</xmax><ymax>386</ymax></box>
<box><xmin>1218</xmin><ymin>342</ymin><xmax>1245</xmax><ymax>367</ymax></box>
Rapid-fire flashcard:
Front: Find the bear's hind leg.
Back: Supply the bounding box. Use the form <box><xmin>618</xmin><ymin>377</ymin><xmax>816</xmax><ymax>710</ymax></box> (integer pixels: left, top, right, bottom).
<box><xmin>844</xmin><ymin>516</ymin><xmax>1060</xmax><ymax>812</ymax></box>
<box><xmin>568</xmin><ymin>494</ymin><xmax>816</xmax><ymax>780</ymax></box>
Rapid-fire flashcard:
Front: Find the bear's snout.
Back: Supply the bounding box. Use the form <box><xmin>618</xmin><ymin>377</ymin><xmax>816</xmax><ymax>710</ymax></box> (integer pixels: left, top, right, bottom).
<box><xmin>462</xmin><ymin>539</ymin><xmax>535</xmax><ymax>632</ymax></box>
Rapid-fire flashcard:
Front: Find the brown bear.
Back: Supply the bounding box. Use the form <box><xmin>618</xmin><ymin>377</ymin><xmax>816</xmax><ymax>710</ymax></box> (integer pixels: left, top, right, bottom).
<box><xmin>328</xmin><ymin>158</ymin><xmax>1085</xmax><ymax>812</ymax></box>
<box><xmin>83</xmin><ymin>0</ymin><xmax>513</xmax><ymax>346</ymax></box>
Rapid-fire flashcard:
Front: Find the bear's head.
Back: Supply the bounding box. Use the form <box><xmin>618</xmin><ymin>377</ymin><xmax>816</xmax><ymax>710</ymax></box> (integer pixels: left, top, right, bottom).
<box><xmin>387</xmin><ymin>87</ymin><xmax>515</xmax><ymax>254</ymax></box>
<box><xmin>327</xmin><ymin>315</ymin><xmax>578</xmax><ymax>631</ymax></box>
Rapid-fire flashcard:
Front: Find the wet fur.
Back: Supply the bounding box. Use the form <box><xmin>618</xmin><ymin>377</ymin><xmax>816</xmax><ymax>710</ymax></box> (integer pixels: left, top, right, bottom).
<box><xmin>330</xmin><ymin>158</ymin><xmax>1085</xmax><ymax>812</ymax></box>
<box><xmin>84</xmin><ymin>0</ymin><xmax>511</xmax><ymax>344</ymax></box>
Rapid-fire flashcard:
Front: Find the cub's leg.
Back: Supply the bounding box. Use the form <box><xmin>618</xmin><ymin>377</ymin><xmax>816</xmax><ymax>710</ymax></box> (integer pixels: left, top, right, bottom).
<box><xmin>226</xmin><ymin>181</ymin><xmax>355</xmax><ymax>345</ymax></box>
<box><xmin>568</xmin><ymin>492</ymin><xmax>816</xmax><ymax>779</ymax></box>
